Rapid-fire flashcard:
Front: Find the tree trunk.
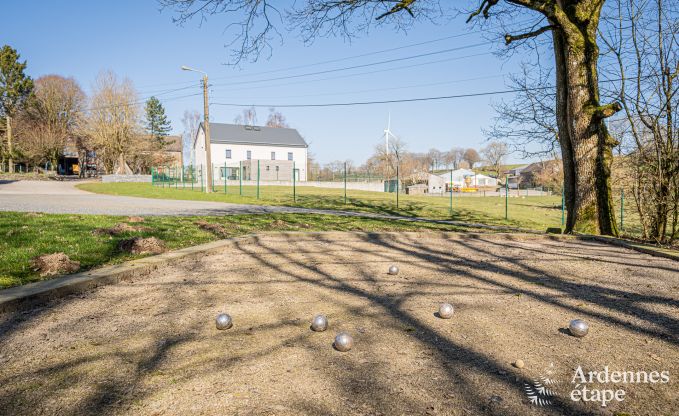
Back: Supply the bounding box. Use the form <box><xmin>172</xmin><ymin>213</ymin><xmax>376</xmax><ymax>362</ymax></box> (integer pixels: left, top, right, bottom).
<box><xmin>550</xmin><ymin>7</ymin><xmax>619</xmax><ymax>236</ymax></box>
<box><xmin>7</xmin><ymin>115</ymin><xmax>13</xmax><ymax>173</ymax></box>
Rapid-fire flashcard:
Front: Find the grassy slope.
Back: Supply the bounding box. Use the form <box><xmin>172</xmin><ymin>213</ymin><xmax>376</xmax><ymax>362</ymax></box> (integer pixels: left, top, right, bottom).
<box><xmin>78</xmin><ymin>182</ymin><xmax>565</xmax><ymax>231</ymax></box>
<box><xmin>0</xmin><ymin>211</ymin><xmax>474</xmax><ymax>289</ymax></box>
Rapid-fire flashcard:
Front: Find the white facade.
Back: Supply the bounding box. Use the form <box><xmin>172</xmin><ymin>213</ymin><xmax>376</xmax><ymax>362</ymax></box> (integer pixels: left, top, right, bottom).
<box><xmin>436</xmin><ymin>169</ymin><xmax>499</xmax><ymax>188</ymax></box>
<box><xmin>193</xmin><ymin>125</ymin><xmax>308</xmax><ymax>181</ymax></box>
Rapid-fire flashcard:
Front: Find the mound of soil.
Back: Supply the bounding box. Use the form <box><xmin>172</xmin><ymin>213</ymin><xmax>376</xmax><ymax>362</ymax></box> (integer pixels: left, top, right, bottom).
<box><xmin>270</xmin><ymin>219</ymin><xmax>288</xmax><ymax>228</ymax></box>
<box><xmin>30</xmin><ymin>253</ymin><xmax>80</xmax><ymax>277</ymax></box>
<box><xmin>126</xmin><ymin>216</ymin><xmax>145</xmax><ymax>223</ymax></box>
<box><xmin>195</xmin><ymin>220</ymin><xmax>229</xmax><ymax>237</ymax></box>
<box><xmin>93</xmin><ymin>223</ymin><xmax>147</xmax><ymax>236</ymax></box>
<box><xmin>117</xmin><ymin>237</ymin><xmax>166</xmax><ymax>255</ymax></box>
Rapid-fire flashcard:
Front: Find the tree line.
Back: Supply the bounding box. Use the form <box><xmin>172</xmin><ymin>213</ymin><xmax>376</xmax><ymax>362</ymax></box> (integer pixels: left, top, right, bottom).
<box><xmin>308</xmin><ymin>139</ymin><xmax>514</xmax><ymax>185</ymax></box>
<box><xmin>0</xmin><ymin>45</ymin><xmax>175</xmax><ymax>176</ymax></box>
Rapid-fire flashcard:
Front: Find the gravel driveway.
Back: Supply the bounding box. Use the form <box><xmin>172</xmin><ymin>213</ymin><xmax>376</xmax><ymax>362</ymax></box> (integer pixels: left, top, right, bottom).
<box><xmin>0</xmin><ymin>232</ymin><xmax>677</xmax><ymax>415</ymax></box>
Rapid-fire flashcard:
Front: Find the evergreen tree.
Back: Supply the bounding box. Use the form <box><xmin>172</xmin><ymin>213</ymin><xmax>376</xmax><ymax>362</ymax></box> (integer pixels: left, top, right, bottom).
<box><xmin>144</xmin><ymin>96</ymin><xmax>171</xmax><ymax>147</ymax></box>
<box><xmin>0</xmin><ymin>45</ymin><xmax>34</xmax><ymax>172</ymax></box>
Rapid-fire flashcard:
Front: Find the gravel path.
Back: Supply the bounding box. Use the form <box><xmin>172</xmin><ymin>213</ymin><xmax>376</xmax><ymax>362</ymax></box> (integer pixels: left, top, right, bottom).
<box><xmin>0</xmin><ymin>232</ymin><xmax>677</xmax><ymax>415</ymax></box>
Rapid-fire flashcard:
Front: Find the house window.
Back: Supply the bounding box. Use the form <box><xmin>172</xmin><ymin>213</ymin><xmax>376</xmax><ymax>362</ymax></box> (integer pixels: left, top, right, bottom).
<box><xmin>275</xmin><ymin>166</ymin><xmax>279</xmax><ymax>171</ymax></box>
<box><xmin>266</xmin><ymin>165</ymin><xmax>270</xmax><ymax>171</ymax></box>
<box><xmin>225</xmin><ymin>149</ymin><xmax>232</xmax><ymax>159</ymax></box>
<box><xmin>271</xmin><ymin>151</ymin><xmax>276</xmax><ymax>160</ymax></box>
<box><xmin>247</xmin><ymin>150</ymin><xmax>252</xmax><ymax>160</ymax></box>
<box><xmin>288</xmin><ymin>152</ymin><xmax>293</xmax><ymax>161</ymax></box>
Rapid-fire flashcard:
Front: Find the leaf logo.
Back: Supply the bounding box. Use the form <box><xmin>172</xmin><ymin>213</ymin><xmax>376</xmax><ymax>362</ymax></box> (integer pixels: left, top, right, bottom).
<box><xmin>524</xmin><ymin>376</ymin><xmax>559</xmax><ymax>406</ymax></box>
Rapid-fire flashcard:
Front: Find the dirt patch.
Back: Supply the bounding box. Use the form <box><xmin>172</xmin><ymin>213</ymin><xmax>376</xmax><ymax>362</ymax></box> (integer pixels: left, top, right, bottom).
<box><xmin>2</xmin><ymin>233</ymin><xmax>678</xmax><ymax>415</ymax></box>
<box><xmin>195</xmin><ymin>220</ymin><xmax>229</xmax><ymax>238</ymax></box>
<box><xmin>270</xmin><ymin>219</ymin><xmax>288</xmax><ymax>228</ymax></box>
<box><xmin>93</xmin><ymin>223</ymin><xmax>148</xmax><ymax>236</ymax></box>
<box><xmin>29</xmin><ymin>252</ymin><xmax>80</xmax><ymax>277</ymax></box>
<box><xmin>117</xmin><ymin>237</ymin><xmax>166</xmax><ymax>254</ymax></box>
<box><xmin>127</xmin><ymin>216</ymin><xmax>145</xmax><ymax>223</ymax></box>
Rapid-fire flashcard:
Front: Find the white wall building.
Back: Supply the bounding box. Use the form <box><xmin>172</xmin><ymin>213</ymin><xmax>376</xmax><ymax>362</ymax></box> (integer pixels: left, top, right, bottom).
<box><xmin>193</xmin><ymin>122</ymin><xmax>309</xmax><ymax>181</ymax></box>
<box><xmin>437</xmin><ymin>169</ymin><xmax>499</xmax><ymax>189</ymax></box>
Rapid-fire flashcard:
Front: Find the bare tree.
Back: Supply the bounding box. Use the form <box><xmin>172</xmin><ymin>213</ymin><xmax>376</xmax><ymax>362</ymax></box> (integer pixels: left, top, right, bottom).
<box><xmin>85</xmin><ymin>71</ymin><xmax>141</xmax><ymax>174</ymax></box>
<box><xmin>600</xmin><ymin>0</ymin><xmax>678</xmax><ymax>243</ymax></box>
<box><xmin>485</xmin><ymin>64</ymin><xmax>559</xmax><ymax>159</ymax></box>
<box><xmin>16</xmin><ymin>75</ymin><xmax>85</xmax><ymax>171</ymax></box>
<box><xmin>481</xmin><ymin>141</ymin><xmax>509</xmax><ymax>178</ymax></box>
<box><xmin>182</xmin><ymin>110</ymin><xmax>201</xmax><ymax>166</ymax></box>
<box><xmin>462</xmin><ymin>148</ymin><xmax>481</xmax><ymax>169</ymax></box>
<box><xmin>426</xmin><ymin>148</ymin><xmax>443</xmax><ymax>171</ymax></box>
<box><xmin>233</xmin><ymin>106</ymin><xmax>258</xmax><ymax>126</ymax></box>
<box><xmin>265</xmin><ymin>107</ymin><xmax>289</xmax><ymax>128</ymax></box>
<box><xmin>444</xmin><ymin>147</ymin><xmax>464</xmax><ymax>170</ymax></box>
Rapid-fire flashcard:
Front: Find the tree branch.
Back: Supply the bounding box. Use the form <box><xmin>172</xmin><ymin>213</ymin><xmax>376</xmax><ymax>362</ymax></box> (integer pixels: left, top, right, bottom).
<box><xmin>466</xmin><ymin>0</ymin><xmax>499</xmax><ymax>23</ymax></box>
<box><xmin>375</xmin><ymin>0</ymin><xmax>416</xmax><ymax>20</ymax></box>
<box><xmin>504</xmin><ymin>25</ymin><xmax>555</xmax><ymax>44</ymax></box>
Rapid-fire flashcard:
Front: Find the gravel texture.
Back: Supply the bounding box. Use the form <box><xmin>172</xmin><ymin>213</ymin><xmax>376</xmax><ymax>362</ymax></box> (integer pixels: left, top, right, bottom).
<box><xmin>0</xmin><ymin>232</ymin><xmax>677</xmax><ymax>415</ymax></box>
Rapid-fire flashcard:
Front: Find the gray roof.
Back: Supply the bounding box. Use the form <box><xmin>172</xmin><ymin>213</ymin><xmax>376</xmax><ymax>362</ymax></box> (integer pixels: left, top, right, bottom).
<box><xmin>202</xmin><ymin>122</ymin><xmax>308</xmax><ymax>147</ymax></box>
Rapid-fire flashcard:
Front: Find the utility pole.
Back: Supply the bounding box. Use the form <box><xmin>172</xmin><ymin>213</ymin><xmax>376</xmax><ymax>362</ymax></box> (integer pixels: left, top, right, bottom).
<box><xmin>202</xmin><ymin>75</ymin><xmax>213</xmax><ymax>193</ymax></box>
<box><xmin>182</xmin><ymin>65</ymin><xmax>213</xmax><ymax>193</ymax></box>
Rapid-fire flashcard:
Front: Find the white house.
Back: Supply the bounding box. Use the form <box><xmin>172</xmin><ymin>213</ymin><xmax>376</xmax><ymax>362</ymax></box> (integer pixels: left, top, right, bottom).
<box><xmin>437</xmin><ymin>169</ymin><xmax>499</xmax><ymax>189</ymax></box>
<box><xmin>193</xmin><ymin>122</ymin><xmax>309</xmax><ymax>181</ymax></box>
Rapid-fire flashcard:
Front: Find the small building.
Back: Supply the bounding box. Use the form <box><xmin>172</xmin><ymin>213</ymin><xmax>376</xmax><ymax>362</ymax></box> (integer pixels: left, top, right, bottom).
<box><xmin>427</xmin><ymin>173</ymin><xmax>446</xmax><ymax>194</ymax></box>
<box><xmin>194</xmin><ymin>122</ymin><xmax>308</xmax><ymax>181</ymax></box>
<box><xmin>406</xmin><ymin>183</ymin><xmax>428</xmax><ymax>195</ymax></box>
<box><xmin>436</xmin><ymin>169</ymin><xmax>498</xmax><ymax>190</ymax></box>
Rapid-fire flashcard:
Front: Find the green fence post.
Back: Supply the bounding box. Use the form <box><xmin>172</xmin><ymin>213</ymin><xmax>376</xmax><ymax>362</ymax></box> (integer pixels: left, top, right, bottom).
<box><xmin>344</xmin><ymin>161</ymin><xmax>347</xmax><ymax>204</ymax></box>
<box><xmin>200</xmin><ymin>165</ymin><xmax>204</xmax><ymax>192</ymax></box>
<box><xmin>190</xmin><ymin>165</ymin><xmax>194</xmax><ymax>191</ymax></box>
<box><xmin>151</xmin><ymin>167</ymin><xmax>155</xmax><ymax>186</ymax></box>
<box><xmin>505</xmin><ymin>176</ymin><xmax>509</xmax><ymax>221</ymax></box>
<box><xmin>293</xmin><ymin>161</ymin><xmax>296</xmax><ymax>202</ymax></box>
<box><xmin>561</xmin><ymin>186</ymin><xmax>565</xmax><ymax>227</ymax></box>
<box><xmin>211</xmin><ymin>163</ymin><xmax>215</xmax><ymax>193</ymax></box>
<box><xmin>257</xmin><ymin>160</ymin><xmax>260</xmax><ymax>199</ymax></box>
<box><xmin>620</xmin><ymin>188</ymin><xmax>624</xmax><ymax>230</ymax></box>
<box><xmin>223</xmin><ymin>161</ymin><xmax>227</xmax><ymax>194</ymax></box>
<box><xmin>449</xmin><ymin>170</ymin><xmax>453</xmax><ymax>216</ymax></box>
<box><xmin>175</xmin><ymin>165</ymin><xmax>178</xmax><ymax>189</ymax></box>
<box><xmin>396</xmin><ymin>163</ymin><xmax>400</xmax><ymax>209</ymax></box>
<box><xmin>239</xmin><ymin>161</ymin><xmax>243</xmax><ymax>196</ymax></box>
<box><xmin>182</xmin><ymin>165</ymin><xmax>185</xmax><ymax>189</ymax></box>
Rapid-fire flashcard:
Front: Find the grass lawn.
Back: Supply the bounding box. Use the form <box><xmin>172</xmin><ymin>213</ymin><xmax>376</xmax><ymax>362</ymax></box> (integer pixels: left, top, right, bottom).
<box><xmin>0</xmin><ymin>211</ymin><xmax>479</xmax><ymax>290</ymax></box>
<box><xmin>78</xmin><ymin>182</ymin><xmax>573</xmax><ymax>231</ymax></box>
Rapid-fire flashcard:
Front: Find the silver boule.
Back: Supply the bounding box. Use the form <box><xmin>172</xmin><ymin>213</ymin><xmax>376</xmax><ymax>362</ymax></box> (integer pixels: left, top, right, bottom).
<box><xmin>388</xmin><ymin>265</ymin><xmax>399</xmax><ymax>275</ymax></box>
<box><xmin>438</xmin><ymin>303</ymin><xmax>454</xmax><ymax>319</ymax></box>
<box><xmin>569</xmin><ymin>319</ymin><xmax>589</xmax><ymax>337</ymax></box>
<box><xmin>311</xmin><ymin>314</ymin><xmax>328</xmax><ymax>332</ymax></box>
<box><xmin>334</xmin><ymin>332</ymin><xmax>353</xmax><ymax>352</ymax></box>
<box><xmin>216</xmin><ymin>313</ymin><xmax>233</xmax><ymax>330</ymax></box>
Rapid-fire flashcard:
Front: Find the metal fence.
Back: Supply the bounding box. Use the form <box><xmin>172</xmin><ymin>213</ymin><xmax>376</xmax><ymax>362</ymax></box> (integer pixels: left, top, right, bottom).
<box><xmin>150</xmin><ymin>163</ymin><xmax>637</xmax><ymax>233</ymax></box>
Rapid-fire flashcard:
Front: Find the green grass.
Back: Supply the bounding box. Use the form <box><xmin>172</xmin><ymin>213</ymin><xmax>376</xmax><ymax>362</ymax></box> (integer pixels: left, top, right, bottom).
<box><xmin>0</xmin><ymin>211</ymin><xmax>477</xmax><ymax>289</ymax></box>
<box><xmin>78</xmin><ymin>182</ymin><xmax>567</xmax><ymax>231</ymax></box>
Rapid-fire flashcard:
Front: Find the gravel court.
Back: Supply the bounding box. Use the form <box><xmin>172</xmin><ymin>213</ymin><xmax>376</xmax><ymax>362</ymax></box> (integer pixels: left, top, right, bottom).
<box><xmin>0</xmin><ymin>232</ymin><xmax>677</xmax><ymax>415</ymax></box>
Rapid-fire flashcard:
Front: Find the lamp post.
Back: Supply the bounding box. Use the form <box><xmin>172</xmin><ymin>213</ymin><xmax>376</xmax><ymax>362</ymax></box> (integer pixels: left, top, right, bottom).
<box><xmin>181</xmin><ymin>65</ymin><xmax>213</xmax><ymax>193</ymax></box>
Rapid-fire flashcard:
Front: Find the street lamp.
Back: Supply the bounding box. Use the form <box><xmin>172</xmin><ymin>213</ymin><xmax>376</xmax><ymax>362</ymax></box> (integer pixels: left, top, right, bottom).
<box><xmin>182</xmin><ymin>65</ymin><xmax>213</xmax><ymax>192</ymax></box>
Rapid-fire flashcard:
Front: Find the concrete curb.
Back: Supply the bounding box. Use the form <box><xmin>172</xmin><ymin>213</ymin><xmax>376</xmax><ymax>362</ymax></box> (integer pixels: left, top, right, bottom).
<box><xmin>575</xmin><ymin>234</ymin><xmax>679</xmax><ymax>262</ymax></box>
<box><xmin>0</xmin><ymin>235</ymin><xmax>259</xmax><ymax>314</ymax></box>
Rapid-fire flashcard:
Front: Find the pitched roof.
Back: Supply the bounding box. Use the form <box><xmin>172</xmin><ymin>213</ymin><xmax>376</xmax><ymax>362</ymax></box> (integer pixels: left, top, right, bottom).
<box><xmin>202</xmin><ymin>122</ymin><xmax>308</xmax><ymax>147</ymax></box>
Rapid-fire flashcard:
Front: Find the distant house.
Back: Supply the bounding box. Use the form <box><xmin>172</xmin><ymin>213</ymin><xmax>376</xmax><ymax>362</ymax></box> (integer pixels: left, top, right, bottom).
<box><xmin>406</xmin><ymin>183</ymin><xmax>428</xmax><ymax>195</ymax></box>
<box><xmin>193</xmin><ymin>123</ymin><xmax>308</xmax><ymax>181</ymax></box>
<box><xmin>518</xmin><ymin>160</ymin><xmax>562</xmax><ymax>187</ymax></box>
<box><xmin>436</xmin><ymin>169</ymin><xmax>499</xmax><ymax>190</ymax></box>
<box><xmin>503</xmin><ymin>165</ymin><xmax>529</xmax><ymax>189</ymax></box>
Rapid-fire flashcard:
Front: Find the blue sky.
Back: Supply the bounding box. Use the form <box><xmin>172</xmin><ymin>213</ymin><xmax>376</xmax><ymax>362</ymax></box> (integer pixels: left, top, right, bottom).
<box><xmin>2</xmin><ymin>0</ymin><xmax>538</xmax><ymax>165</ymax></box>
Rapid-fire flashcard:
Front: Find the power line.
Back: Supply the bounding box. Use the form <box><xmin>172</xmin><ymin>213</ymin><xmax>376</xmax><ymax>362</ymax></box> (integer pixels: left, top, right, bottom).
<box><xmin>211</xmin><ymin>73</ymin><xmax>507</xmax><ymax>101</ymax></box>
<box><xmin>211</xmin><ymin>87</ymin><xmax>553</xmax><ymax>108</ymax></box>
<box><xmin>208</xmin><ymin>51</ymin><xmax>493</xmax><ymax>96</ymax></box>
<box><xmin>209</xmin><ymin>43</ymin><xmax>489</xmax><ymax>88</ymax></box>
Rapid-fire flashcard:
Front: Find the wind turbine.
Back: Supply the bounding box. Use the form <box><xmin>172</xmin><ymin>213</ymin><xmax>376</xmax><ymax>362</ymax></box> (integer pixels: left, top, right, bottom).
<box><xmin>383</xmin><ymin>112</ymin><xmax>399</xmax><ymax>156</ymax></box>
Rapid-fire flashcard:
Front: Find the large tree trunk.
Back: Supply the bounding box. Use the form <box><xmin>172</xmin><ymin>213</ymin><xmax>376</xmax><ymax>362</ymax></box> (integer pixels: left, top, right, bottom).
<box><xmin>549</xmin><ymin>6</ymin><xmax>619</xmax><ymax>236</ymax></box>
